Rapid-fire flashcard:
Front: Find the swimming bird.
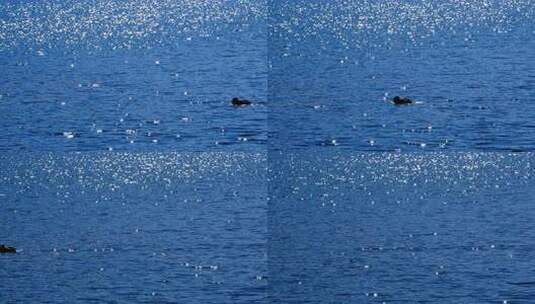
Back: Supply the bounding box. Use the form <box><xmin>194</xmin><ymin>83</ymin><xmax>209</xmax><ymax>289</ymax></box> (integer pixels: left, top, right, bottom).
<box><xmin>0</xmin><ymin>245</ymin><xmax>16</xmax><ymax>253</ymax></box>
<box><xmin>391</xmin><ymin>96</ymin><xmax>414</xmax><ymax>105</ymax></box>
<box><xmin>231</xmin><ymin>97</ymin><xmax>252</xmax><ymax>107</ymax></box>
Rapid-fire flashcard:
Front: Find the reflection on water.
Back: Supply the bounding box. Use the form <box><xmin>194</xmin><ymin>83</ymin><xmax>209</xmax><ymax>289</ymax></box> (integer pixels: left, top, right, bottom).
<box><xmin>0</xmin><ymin>0</ymin><xmax>266</xmax><ymax>50</ymax></box>
<box><xmin>0</xmin><ymin>0</ymin><xmax>267</xmax><ymax>151</ymax></box>
<box><xmin>270</xmin><ymin>0</ymin><xmax>535</xmax><ymax>151</ymax></box>
<box><xmin>270</xmin><ymin>152</ymin><xmax>535</xmax><ymax>303</ymax></box>
<box><xmin>0</xmin><ymin>153</ymin><xmax>267</xmax><ymax>303</ymax></box>
<box><xmin>3</xmin><ymin>0</ymin><xmax>535</xmax><ymax>302</ymax></box>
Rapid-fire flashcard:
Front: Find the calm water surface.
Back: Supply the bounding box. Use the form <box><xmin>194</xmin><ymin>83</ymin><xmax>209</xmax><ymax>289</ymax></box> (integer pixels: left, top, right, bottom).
<box><xmin>0</xmin><ymin>153</ymin><xmax>267</xmax><ymax>303</ymax></box>
<box><xmin>269</xmin><ymin>153</ymin><xmax>535</xmax><ymax>303</ymax></box>
<box><xmin>3</xmin><ymin>1</ymin><xmax>535</xmax><ymax>303</ymax></box>
<box><xmin>270</xmin><ymin>0</ymin><xmax>535</xmax><ymax>151</ymax></box>
<box><xmin>0</xmin><ymin>0</ymin><xmax>266</xmax><ymax>151</ymax></box>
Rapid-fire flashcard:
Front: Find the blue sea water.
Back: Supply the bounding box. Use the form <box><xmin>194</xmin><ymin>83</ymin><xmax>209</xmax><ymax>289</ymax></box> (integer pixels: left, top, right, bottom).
<box><xmin>2</xmin><ymin>0</ymin><xmax>535</xmax><ymax>151</ymax></box>
<box><xmin>0</xmin><ymin>153</ymin><xmax>267</xmax><ymax>303</ymax></box>
<box><xmin>269</xmin><ymin>0</ymin><xmax>535</xmax><ymax>151</ymax></box>
<box><xmin>0</xmin><ymin>0</ymin><xmax>266</xmax><ymax>152</ymax></box>
<box><xmin>269</xmin><ymin>153</ymin><xmax>535</xmax><ymax>303</ymax></box>
<box><xmin>2</xmin><ymin>0</ymin><xmax>535</xmax><ymax>303</ymax></box>
<box><xmin>0</xmin><ymin>2</ymin><xmax>270</xmax><ymax>302</ymax></box>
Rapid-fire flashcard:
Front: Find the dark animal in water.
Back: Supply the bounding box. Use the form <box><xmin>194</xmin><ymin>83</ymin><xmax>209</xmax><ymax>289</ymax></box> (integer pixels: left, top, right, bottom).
<box><xmin>231</xmin><ymin>97</ymin><xmax>252</xmax><ymax>106</ymax></box>
<box><xmin>392</xmin><ymin>96</ymin><xmax>414</xmax><ymax>105</ymax></box>
<box><xmin>0</xmin><ymin>245</ymin><xmax>16</xmax><ymax>253</ymax></box>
